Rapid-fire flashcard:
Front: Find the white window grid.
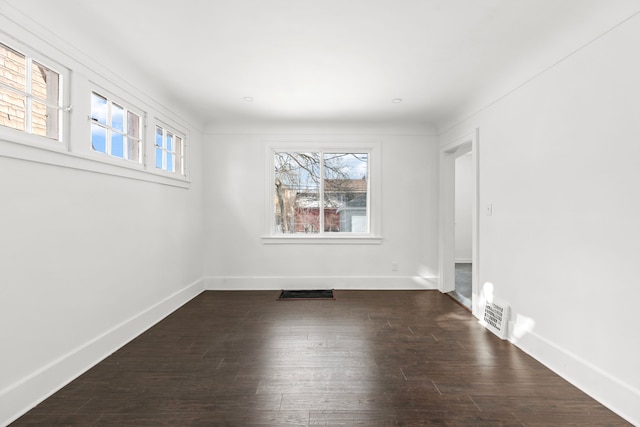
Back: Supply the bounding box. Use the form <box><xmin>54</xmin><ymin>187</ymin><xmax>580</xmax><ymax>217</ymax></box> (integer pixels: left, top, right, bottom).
<box><xmin>271</xmin><ymin>149</ymin><xmax>371</xmax><ymax>236</ymax></box>
<box><xmin>0</xmin><ymin>41</ymin><xmax>63</xmax><ymax>140</ymax></box>
<box><xmin>90</xmin><ymin>91</ymin><xmax>142</xmax><ymax>162</ymax></box>
<box><xmin>155</xmin><ymin>125</ymin><xmax>185</xmax><ymax>175</ymax></box>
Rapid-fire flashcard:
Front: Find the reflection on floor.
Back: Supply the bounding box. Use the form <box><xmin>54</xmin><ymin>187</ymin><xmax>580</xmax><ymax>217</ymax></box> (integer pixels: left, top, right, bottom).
<box><xmin>11</xmin><ymin>291</ymin><xmax>629</xmax><ymax>426</ymax></box>
<box><xmin>448</xmin><ymin>263</ymin><xmax>472</xmax><ymax>309</ymax></box>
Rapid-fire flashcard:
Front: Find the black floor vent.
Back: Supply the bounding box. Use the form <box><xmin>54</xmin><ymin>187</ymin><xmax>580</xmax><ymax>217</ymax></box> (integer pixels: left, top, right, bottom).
<box><xmin>278</xmin><ymin>289</ymin><xmax>335</xmax><ymax>300</ymax></box>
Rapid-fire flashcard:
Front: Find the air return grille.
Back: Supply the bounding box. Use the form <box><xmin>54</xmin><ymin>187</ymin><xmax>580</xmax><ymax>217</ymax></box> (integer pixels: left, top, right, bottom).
<box><xmin>481</xmin><ymin>299</ymin><xmax>509</xmax><ymax>339</ymax></box>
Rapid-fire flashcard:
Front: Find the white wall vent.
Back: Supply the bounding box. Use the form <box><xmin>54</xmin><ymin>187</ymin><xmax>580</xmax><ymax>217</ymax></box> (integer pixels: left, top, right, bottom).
<box><xmin>481</xmin><ymin>298</ymin><xmax>510</xmax><ymax>339</ymax></box>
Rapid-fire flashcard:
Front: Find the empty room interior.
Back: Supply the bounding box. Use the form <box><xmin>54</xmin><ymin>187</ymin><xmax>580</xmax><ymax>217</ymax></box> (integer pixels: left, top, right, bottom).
<box><xmin>1</xmin><ymin>0</ymin><xmax>639</xmax><ymax>425</ymax></box>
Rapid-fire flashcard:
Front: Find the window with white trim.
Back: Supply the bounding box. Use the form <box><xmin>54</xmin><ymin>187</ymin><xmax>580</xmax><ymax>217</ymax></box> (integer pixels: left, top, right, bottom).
<box><xmin>90</xmin><ymin>91</ymin><xmax>142</xmax><ymax>162</ymax></box>
<box><xmin>0</xmin><ymin>41</ymin><xmax>62</xmax><ymax>140</ymax></box>
<box><xmin>273</xmin><ymin>151</ymin><xmax>370</xmax><ymax>235</ymax></box>
<box><xmin>155</xmin><ymin>125</ymin><xmax>185</xmax><ymax>175</ymax></box>
<box><xmin>0</xmin><ymin>32</ymin><xmax>189</xmax><ymax>188</ymax></box>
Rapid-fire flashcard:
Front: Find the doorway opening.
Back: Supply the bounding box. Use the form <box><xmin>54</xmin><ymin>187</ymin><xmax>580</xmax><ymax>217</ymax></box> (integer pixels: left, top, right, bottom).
<box><xmin>450</xmin><ymin>153</ymin><xmax>473</xmax><ymax>308</ymax></box>
<box><xmin>439</xmin><ymin>130</ymin><xmax>479</xmax><ymax>316</ymax></box>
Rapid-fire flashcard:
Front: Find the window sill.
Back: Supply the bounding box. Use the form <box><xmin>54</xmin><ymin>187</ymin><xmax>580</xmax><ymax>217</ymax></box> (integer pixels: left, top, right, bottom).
<box><xmin>262</xmin><ymin>235</ymin><xmax>382</xmax><ymax>245</ymax></box>
<box><xmin>0</xmin><ymin>133</ymin><xmax>190</xmax><ymax>188</ymax></box>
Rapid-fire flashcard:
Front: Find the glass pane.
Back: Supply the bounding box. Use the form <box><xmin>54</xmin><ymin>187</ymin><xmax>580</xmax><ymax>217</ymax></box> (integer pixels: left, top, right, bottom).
<box><xmin>274</xmin><ymin>152</ymin><xmax>320</xmax><ymax>234</ymax></box>
<box><xmin>31</xmin><ymin>61</ymin><xmax>55</xmax><ymax>97</ymax></box>
<box><xmin>91</xmin><ymin>93</ymin><xmax>107</xmax><ymax>125</ymax></box>
<box><xmin>112</xmin><ymin>103</ymin><xmax>124</xmax><ymax>132</ymax></box>
<box><xmin>176</xmin><ymin>154</ymin><xmax>183</xmax><ymax>175</ymax></box>
<box><xmin>176</xmin><ymin>136</ymin><xmax>183</xmax><ymax>175</ymax></box>
<box><xmin>128</xmin><ymin>138</ymin><xmax>140</xmax><ymax>163</ymax></box>
<box><xmin>31</xmin><ymin>99</ymin><xmax>48</xmax><ymax>136</ymax></box>
<box><xmin>0</xmin><ymin>86</ymin><xmax>25</xmax><ymax>131</ymax></box>
<box><xmin>32</xmin><ymin>63</ymin><xmax>59</xmax><ymax>139</ymax></box>
<box><xmin>111</xmin><ymin>132</ymin><xmax>124</xmax><ymax>158</ymax></box>
<box><xmin>351</xmin><ymin>215</ymin><xmax>367</xmax><ymax>233</ymax></box>
<box><xmin>127</xmin><ymin>111</ymin><xmax>140</xmax><ymax>138</ymax></box>
<box><xmin>167</xmin><ymin>132</ymin><xmax>173</xmax><ymax>152</ymax></box>
<box><xmin>175</xmin><ymin>136</ymin><xmax>182</xmax><ymax>156</ymax></box>
<box><xmin>46</xmin><ymin>107</ymin><xmax>60</xmax><ymax>140</ymax></box>
<box><xmin>167</xmin><ymin>152</ymin><xmax>174</xmax><ymax>172</ymax></box>
<box><xmin>0</xmin><ymin>43</ymin><xmax>26</xmax><ymax>91</ymax></box>
<box><xmin>31</xmin><ymin>63</ymin><xmax>47</xmax><ymax>100</ymax></box>
<box><xmin>155</xmin><ymin>126</ymin><xmax>163</xmax><ymax>148</ymax></box>
<box><xmin>91</xmin><ymin>123</ymin><xmax>107</xmax><ymax>153</ymax></box>
<box><xmin>155</xmin><ymin>147</ymin><xmax>163</xmax><ymax>169</ymax></box>
<box><xmin>324</xmin><ymin>153</ymin><xmax>368</xmax><ymax>233</ymax></box>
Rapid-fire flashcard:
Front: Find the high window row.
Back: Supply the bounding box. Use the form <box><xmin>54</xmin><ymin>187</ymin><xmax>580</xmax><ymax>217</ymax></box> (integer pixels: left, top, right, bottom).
<box><xmin>0</xmin><ymin>42</ymin><xmax>61</xmax><ymax>140</ymax></box>
<box><xmin>0</xmin><ymin>41</ymin><xmax>187</xmax><ymax>178</ymax></box>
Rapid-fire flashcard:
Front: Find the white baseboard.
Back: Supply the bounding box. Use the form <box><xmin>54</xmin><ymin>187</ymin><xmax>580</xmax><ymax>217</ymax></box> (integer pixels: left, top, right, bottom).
<box><xmin>1</xmin><ymin>278</ymin><xmax>204</xmax><ymax>427</ymax></box>
<box><xmin>454</xmin><ymin>258</ymin><xmax>472</xmax><ymax>263</ymax></box>
<box><xmin>512</xmin><ymin>330</ymin><xmax>640</xmax><ymax>426</ymax></box>
<box><xmin>204</xmin><ymin>275</ymin><xmax>439</xmax><ymax>291</ymax></box>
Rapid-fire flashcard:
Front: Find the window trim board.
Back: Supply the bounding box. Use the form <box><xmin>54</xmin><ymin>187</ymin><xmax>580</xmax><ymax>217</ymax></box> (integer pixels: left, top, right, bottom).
<box><xmin>264</xmin><ymin>140</ymin><xmax>382</xmax><ymax>242</ymax></box>
<box><xmin>0</xmin><ymin>135</ymin><xmax>190</xmax><ymax>188</ymax></box>
<box><xmin>0</xmin><ymin>39</ymin><xmax>68</xmax><ymax>142</ymax></box>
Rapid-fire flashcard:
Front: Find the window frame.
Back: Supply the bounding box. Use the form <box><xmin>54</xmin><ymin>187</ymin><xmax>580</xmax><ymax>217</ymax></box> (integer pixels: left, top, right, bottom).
<box><xmin>0</xmin><ymin>30</ymin><xmax>190</xmax><ymax>189</ymax></box>
<box><xmin>90</xmin><ymin>90</ymin><xmax>143</xmax><ymax>163</ymax></box>
<box><xmin>154</xmin><ymin>122</ymin><xmax>186</xmax><ymax>176</ymax></box>
<box><xmin>263</xmin><ymin>140</ymin><xmax>382</xmax><ymax>245</ymax></box>
<box><xmin>0</xmin><ymin>39</ymin><xmax>68</xmax><ymax>148</ymax></box>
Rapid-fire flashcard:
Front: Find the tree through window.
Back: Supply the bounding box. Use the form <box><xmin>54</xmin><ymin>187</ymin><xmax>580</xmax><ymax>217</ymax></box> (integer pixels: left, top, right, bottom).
<box><xmin>274</xmin><ymin>152</ymin><xmax>369</xmax><ymax>234</ymax></box>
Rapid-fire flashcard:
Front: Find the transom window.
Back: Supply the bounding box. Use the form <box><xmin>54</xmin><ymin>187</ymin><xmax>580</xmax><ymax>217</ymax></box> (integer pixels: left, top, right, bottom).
<box><xmin>0</xmin><ymin>42</ymin><xmax>62</xmax><ymax>140</ymax></box>
<box><xmin>0</xmin><ymin>34</ymin><xmax>190</xmax><ymax>188</ymax></box>
<box><xmin>274</xmin><ymin>151</ymin><xmax>369</xmax><ymax>234</ymax></box>
<box><xmin>155</xmin><ymin>125</ymin><xmax>185</xmax><ymax>175</ymax></box>
<box><xmin>90</xmin><ymin>92</ymin><xmax>141</xmax><ymax>162</ymax></box>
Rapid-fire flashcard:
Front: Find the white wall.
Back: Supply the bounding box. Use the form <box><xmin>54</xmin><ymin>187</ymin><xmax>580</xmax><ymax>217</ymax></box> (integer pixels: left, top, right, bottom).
<box><xmin>5</xmin><ymin>0</ymin><xmax>637</xmax><ymax>424</ymax></box>
<box><xmin>203</xmin><ymin>131</ymin><xmax>439</xmax><ymax>290</ymax></box>
<box><xmin>454</xmin><ymin>153</ymin><xmax>473</xmax><ymax>262</ymax></box>
<box><xmin>0</xmin><ymin>10</ymin><xmax>205</xmax><ymax>426</ymax></box>
<box><xmin>440</xmin><ymin>13</ymin><xmax>640</xmax><ymax>424</ymax></box>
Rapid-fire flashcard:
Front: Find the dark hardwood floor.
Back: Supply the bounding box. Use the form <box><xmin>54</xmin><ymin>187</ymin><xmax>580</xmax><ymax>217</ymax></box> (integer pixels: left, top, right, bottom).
<box><xmin>12</xmin><ymin>291</ymin><xmax>630</xmax><ymax>426</ymax></box>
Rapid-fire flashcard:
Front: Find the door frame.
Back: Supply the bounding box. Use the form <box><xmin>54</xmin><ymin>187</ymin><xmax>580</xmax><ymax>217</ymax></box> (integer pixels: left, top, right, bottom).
<box><xmin>439</xmin><ymin>129</ymin><xmax>480</xmax><ymax>317</ymax></box>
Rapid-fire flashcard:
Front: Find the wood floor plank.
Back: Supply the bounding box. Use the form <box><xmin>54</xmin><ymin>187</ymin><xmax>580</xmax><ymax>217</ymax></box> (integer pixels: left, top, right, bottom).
<box><xmin>10</xmin><ymin>290</ymin><xmax>631</xmax><ymax>426</ymax></box>
<box><xmin>309</xmin><ymin>410</ymin><xmax>397</xmax><ymax>426</ymax></box>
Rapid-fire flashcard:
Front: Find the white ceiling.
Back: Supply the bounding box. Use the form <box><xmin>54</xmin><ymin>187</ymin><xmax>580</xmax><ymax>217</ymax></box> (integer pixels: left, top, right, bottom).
<box><xmin>6</xmin><ymin>0</ymin><xmax>640</xmax><ymax>130</ymax></box>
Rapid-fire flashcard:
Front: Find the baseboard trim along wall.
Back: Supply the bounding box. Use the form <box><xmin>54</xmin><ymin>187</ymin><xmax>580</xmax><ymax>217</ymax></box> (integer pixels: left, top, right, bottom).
<box><xmin>513</xmin><ymin>329</ymin><xmax>640</xmax><ymax>425</ymax></box>
<box><xmin>1</xmin><ymin>279</ymin><xmax>205</xmax><ymax>427</ymax></box>
<box><xmin>204</xmin><ymin>276</ymin><xmax>439</xmax><ymax>291</ymax></box>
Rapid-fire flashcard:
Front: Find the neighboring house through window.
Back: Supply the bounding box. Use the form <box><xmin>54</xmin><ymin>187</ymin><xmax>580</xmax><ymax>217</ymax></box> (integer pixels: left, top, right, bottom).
<box><xmin>1</xmin><ymin>36</ymin><xmax>189</xmax><ymax>187</ymax></box>
<box><xmin>273</xmin><ymin>151</ymin><xmax>370</xmax><ymax>235</ymax></box>
<box><xmin>0</xmin><ymin>41</ymin><xmax>62</xmax><ymax>140</ymax></box>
